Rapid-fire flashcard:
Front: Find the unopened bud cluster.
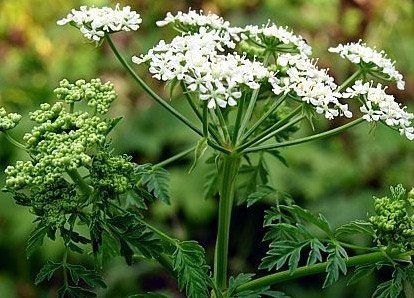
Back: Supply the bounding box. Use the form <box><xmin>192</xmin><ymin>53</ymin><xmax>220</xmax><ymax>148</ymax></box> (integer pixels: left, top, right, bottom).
<box><xmin>5</xmin><ymin>79</ymin><xmax>114</xmax><ymax>189</ymax></box>
<box><xmin>0</xmin><ymin>107</ymin><xmax>21</xmax><ymax>131</ymax></box>
<box><xmin>370</xmin><ymin>185</ymin><xmax>414</xmax><ymax>251</ymax></box>
<box><xmin>91</xmin><ymin>151</ymin><xmax>136</xmax><ymax>195</ymax></box>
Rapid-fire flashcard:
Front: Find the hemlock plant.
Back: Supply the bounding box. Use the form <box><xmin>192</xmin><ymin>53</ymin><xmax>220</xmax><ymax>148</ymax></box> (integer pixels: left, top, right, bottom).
<box><xmin>1</xmin><ymin>4</ymin><xmax>414</xmax><ymax>298</ymax></box>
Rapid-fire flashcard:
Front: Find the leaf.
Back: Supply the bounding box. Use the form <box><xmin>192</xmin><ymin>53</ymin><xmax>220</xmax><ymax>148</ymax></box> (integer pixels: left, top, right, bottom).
<box><xmin>189</xmin><ymin>138</ymin><xmax>207</xmax><ymax>173</ymax></box>
<box><xmin>227</xmin><ymin>273</ymin><xmax>290</xmax><ymax>298</ymax></box>
<box><xmin>306</xmin><ymin>239</ymin><xmax>326</xmax><ymax>266</ymax></box>
<box><xmin>266</xmin><ymin>150</ymin><xmax>288</xmax><ymax>167</ymax></box>
<box><xmin>347</xmin><ymin>264</ymin><xmax>376</xmax><ymax>285</ymax></box>
<box><xmin>58</xmin><ymin>285</ymin><xmax>97</xmax><ymax>298</ymax></box>
<box><xmin>372</xmin><ymin>268</ymin><xmax>406</xmax><ymax>298</ymax></box>
<box><xmin>323</xmin><ymin>242</ymin><xmax>348</xmax><ymax>288</ymax></box>
<box><xmin>66</xmin><ymin>263</ymin><xmax>107</xmax><ymax>289</ymax></box>
<box><xmin>125</xmin><ymin>189</ymin><xmax>148</xmax><ymax>210</ymax></box>
<box><xmin>26</xmin><ymin>225</ymin><xmax>47</xmax><ymax>258</ymax></box>
<box><xmin>35</xmin><ymin>261</ymin><xmax>62</xmax><ymax>285</ymax></box>
<box><xmin>203</xmin><ymin>169</ymin><xmax>219</xmax><ymax>200</ymax></box>
<box><xmin>283</xmin><ymin>205</ymin><xmax>332</xmax><ymax>237</ymax></box>
<box><xmin>172</xmin><ymin>241</ymin><xmax>210</xmax><ymax>298</ymax></box>
<box><xmin>129</xmin><ymin>294</ymin><xmax>169</xmax><ymax>298</ymax></box>
<box><xmin>335</xmin><ymin>220</ymin><xmax>375</xmax><ymax>238</ymax></box>
<box><xmin>245</xmin><ymin>185</ymin><xmax>278</xmax><ymax>207</ymax></box>
<box><xmin>139</xmin><ymin>165</ymin><xmax>171</xmax><ymax>205</ymax></box>
<box><xmin>107</xmin><ymin>213</ymin><xmax>163</xmax><ymax>261</ymax></box>
<box><xmin>107</xmin><ymin>117</ymin><xmax>123</xmax><ymax>134</ymax></box>
<box><xmin>260</xmin><ymin>240</ymin><xmax>307</xmax><ymax>271</ymax></box>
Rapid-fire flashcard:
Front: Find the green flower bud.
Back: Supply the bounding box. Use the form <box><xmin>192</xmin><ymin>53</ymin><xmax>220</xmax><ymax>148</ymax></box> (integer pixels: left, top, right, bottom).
<box><xmin>0</xmin><ymin>107</ymin><xmax>21</xmax><ymax>131</ymax></box>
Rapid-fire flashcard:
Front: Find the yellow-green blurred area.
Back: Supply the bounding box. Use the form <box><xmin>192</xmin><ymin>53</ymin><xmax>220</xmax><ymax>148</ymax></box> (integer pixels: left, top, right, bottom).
<box><xmin>0</xmin><ymin>0</ymin><xmax>413</xmax><ymax>297</ymax></box>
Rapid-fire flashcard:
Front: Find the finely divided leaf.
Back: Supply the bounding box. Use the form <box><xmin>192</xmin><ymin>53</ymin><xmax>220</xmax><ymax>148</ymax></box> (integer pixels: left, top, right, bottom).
<box><xmin>138</xmin><ymin>165</ymin><xmax>171</xmax><ymax>204</ymax></box>
<box><xmin>66</xmin><ymin>263</ymin><xmax>107</xmax><ymax>289</ymax></box>
<box><xmin>323</xmin><ymin>242</ymin><xmax>348</xmax><ymax>288</ymax></box>
<box><xmin>335</xmin><ymin>220</ymin><xmax>375</xmax><ymax>238</ymax></box>
<box><xmin>35</xmin><ymin>261</ymin><xmax>62</xmax><ymax>285</ymax></box>
<box><xmin>283</xmin><ymin>205</ymin><xmax>332</xmax><ymax>237</ymax></box>
<box><xmin>172</xmin><ymin>241</ymin><xmax>210</xmax><ymax>298</ymax></box>
<box><xmin>27</xmin><ymin>225</ymin><xmax>47</xmax><ymax>258</ymax></box>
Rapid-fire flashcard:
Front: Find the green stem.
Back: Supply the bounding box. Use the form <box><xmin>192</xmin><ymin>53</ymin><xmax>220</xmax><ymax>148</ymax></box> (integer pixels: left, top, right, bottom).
<box><xmin>246</xmin><ymin>115</ymin><xmax>304</xmax><ymax>149</ymax></box>
<box><xmin>237</xmin><ymin>52</ymin><xmax>271</xmax><ymax>140</ymax></box>
<box><xmin>214</xmin><ymin>154</ymin><xmax>241</xmax><ymax>290</ymax></box>
<box><xmin>3</xmin><ymin>131</ymin><xmax>26</xmax><ymax>150</ymax></box>
<box><xmin>234</xmin><ymin>250</ymin><xmax>414</xmax><ymax>294</ymax></box>
<box><xmin>216</xmin><ymin>107</ymin><xmax>230</xmax><ymax>143</ymax></box>
<box><xmin>337</xmin><ymin>69</ymin><xmax>363</xmax><ymax>92</ymax></box>
<box><xmin>232</xmin><ymin>94</ymin><xmax>246</xmax><ymax>144</ymax></box>
<box><xmin>243</xmin><ymin>118</ymin><xmax>364</xmax><ymax>153</ymax></box>
<box><xmin>241</xmin><ymin>94</ymin><xmax>287</xmax><ymax>143</ymax></box>
<box><xmin>238</xmin><ymin>105</ymin><xmax>302</xmax><ymax>152</ymax></box>
<box><xmin>155</xmin><ymin>146</ymin><xmax>196</xmax><ymax>168</ymax></box>
<box><xmin>67</xmin><ymin>169</ymin><xmax>93</xmax><ymax>196</ymax></box>
<box><xmin>203</xmin><ymin>102</ymin><xmax>209</xmax><ymax>137</ymax></box>
<box><xmin>105</xmin><ymin>35</ymin><xmax>202</xmax><ymax>137</ymax></box>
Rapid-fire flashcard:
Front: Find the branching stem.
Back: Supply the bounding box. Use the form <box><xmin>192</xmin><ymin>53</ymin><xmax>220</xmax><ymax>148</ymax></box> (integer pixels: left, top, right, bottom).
<box><xmin>105</xmin><ymin>35</ymin><xmax>202</xmax><ymax>137</ymax></box>
<box><xmin>234</xmin><ymin>250</ymin><xmax>414</xmax><ymax>294</ymax></box>
<box><xmin>244</xmin><ymin>118</ymin><xmax>364</xmax><ymax>153</ymax></box>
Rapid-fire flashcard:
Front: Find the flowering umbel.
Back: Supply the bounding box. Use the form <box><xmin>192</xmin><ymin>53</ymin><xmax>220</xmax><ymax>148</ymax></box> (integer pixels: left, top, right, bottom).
<box><xmin>57</xmin><ymin>4</ymin><xmax>142</xmax><ymax>42</ymax></box>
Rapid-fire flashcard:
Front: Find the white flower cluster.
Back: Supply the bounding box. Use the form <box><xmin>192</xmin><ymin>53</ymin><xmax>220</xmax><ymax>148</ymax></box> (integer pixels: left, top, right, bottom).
<box><xmin>57</xmin><ymin>4</ymin><xmax>142</xmax><ymax>42</ymax></box>
<box><xmin>344</xmin><ymin>80</ymin><xmax>413</xmax><ymax>140</ymax></box>
<box><xmin>156</xmin><ymin>9</ymin><xmax>242</xmax><ymax>39</ymax></box>
<box><xmin>329</xmin><ymin>40</ymin><xmax>405</xmax><ymax>90</ymax></box>
<box><xmin>243</xmin><ymin>22</ymin><xmax>312</xmax><ymax>57</ymax></box>
<box><xmin>133</xmin><ymin>28</ymin><xmax>270</xmax><ymax>109</ymax></box>
<box><xmin>269</xmin><ymin>54</ymin><xmax>352</xmax><ymax>120</ymax></box>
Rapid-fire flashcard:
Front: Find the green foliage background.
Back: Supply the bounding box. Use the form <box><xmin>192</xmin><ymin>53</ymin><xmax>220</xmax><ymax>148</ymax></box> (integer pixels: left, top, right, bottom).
<box><xmin>0</xmin><ymin>0</ymin><xmax>413</xmax><ymax>297</ymax></box>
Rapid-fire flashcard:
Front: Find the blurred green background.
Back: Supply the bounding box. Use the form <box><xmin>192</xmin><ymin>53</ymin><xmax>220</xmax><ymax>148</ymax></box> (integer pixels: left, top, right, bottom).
<box><xmin>0</xmin><ymin>0</ymin><xmax>413</xmax><ymax>297</ymax></box>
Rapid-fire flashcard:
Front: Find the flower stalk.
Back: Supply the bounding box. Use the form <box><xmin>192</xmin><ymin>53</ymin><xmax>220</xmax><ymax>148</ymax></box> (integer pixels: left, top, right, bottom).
<box><xmin>214</xmin><ymin>153</ymin><xmax>241</xmax><ymax>290</ymax></box>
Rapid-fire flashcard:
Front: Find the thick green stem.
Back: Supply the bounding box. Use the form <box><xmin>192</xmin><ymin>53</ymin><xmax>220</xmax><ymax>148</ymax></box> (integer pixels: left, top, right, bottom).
<box><xmin>235</xmin><ymin>250</ymin><xmax>414</xmax><ymax>294</ymax></box>
<box><xmin>244</xmin><ymin>118</ymin><xmax>364</xmax><ymax>153</ymax></box>
<box><xmin>214</xmin><ymin>154</ymin><xmax>241</xmax><ymax>290</ymax></box>
<box><xmin>105</xmin><ymin>35</ymin><xmax>202</xmax><ymax>137</ymax></box>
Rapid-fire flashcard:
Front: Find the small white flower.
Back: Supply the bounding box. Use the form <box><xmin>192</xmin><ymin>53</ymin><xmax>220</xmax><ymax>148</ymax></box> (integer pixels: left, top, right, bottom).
<box><xmin>329</xmin><ymin>40</ymin><xmax>405</xmax><ymax>90</ymax></box>
<box><xmin>133</xmin><ymin>29</ymin><xmax>271</xmax><ymax>109</ymax></box>
<box><xmin>57</xmin><ymin>4</ymin><xmax>142</xmax><ymax>42</ymax></box>
<box><xmin>156</xmin><ymin>9</ymin><xmax>243</xmax><ymax>40</ymax></box>
<box><xmin>242</xmin><ymin>22</ymin><xmax>312</xmax><ymax>57</ymax></box>
<box><xmin>345</xmin><ymin>80</ymin><xmax>413</xmax><ymax>140</ymax></box>
<box><xmin>268</xmin><ymin>54</ymin><xmax>351</xmax><ymax>120</ymax></box>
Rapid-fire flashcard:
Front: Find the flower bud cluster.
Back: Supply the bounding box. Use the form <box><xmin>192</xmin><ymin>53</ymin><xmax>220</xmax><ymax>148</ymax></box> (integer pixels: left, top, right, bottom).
<box><xmin>329</xmin><ymin>40</ymin><xmax>405</xmax><ymax>90</ymax></box>
<box><xmin>57</xmin><ymin>4</ymin><xmax>142</xmax><ymax>42</ymax></box>
<box><xmin>31</xmin><ymin>179</ymin><xmax>79</xmax><ymax>229</ymax></box>
<box><xmin>370</xmin><ymin>185</ymin><xmax>414</xmax><ymax>251</ymax></box>
<box><xmin>91</xmin><ymin>151</ymin><xmax>136</xmax><ymax>195</ymax></box>
<box><xmin>54</xmin><ymin>78</ymin><xmax>116</xmax><ymax>114</ymax></box>
<box><xmin>0</xmin><ymin>107</ymin><xmax>21</xmax><ymax>131</ymax></box>
<box><xmin>343</xmin><ymin>81</ymin><xmax>414</xmax><ymax>140</ymax></box>
<box><xmin>5</xmin><ymin>79</ymin><xmax>114</xmax><ymax>189</ymax></box>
